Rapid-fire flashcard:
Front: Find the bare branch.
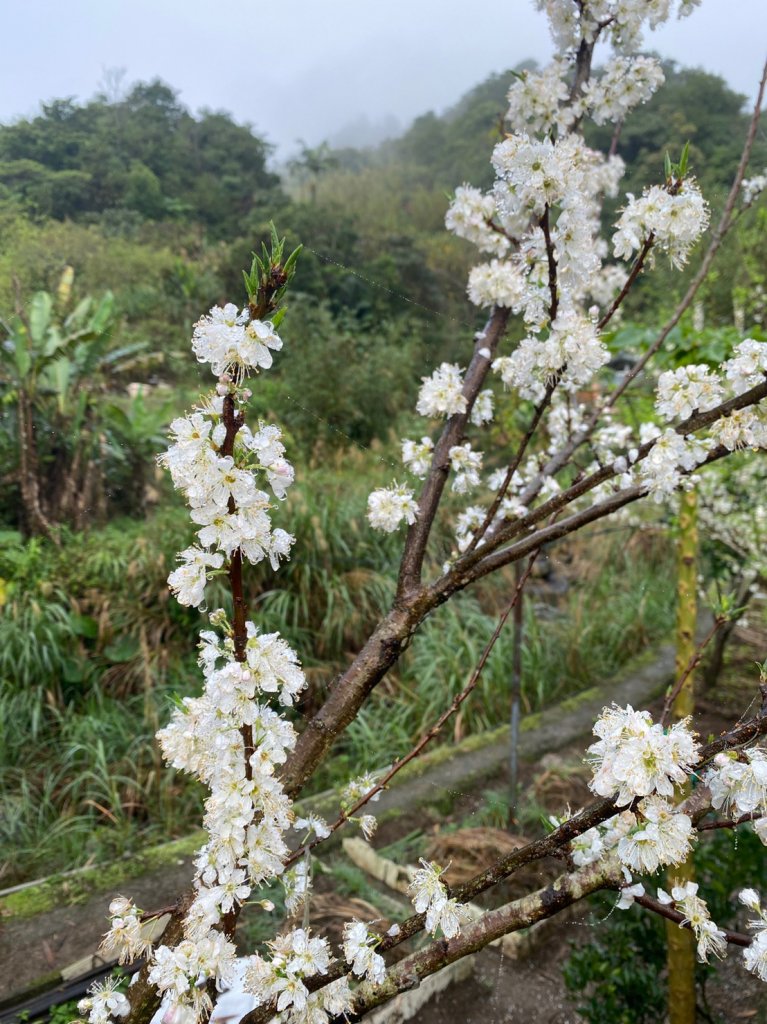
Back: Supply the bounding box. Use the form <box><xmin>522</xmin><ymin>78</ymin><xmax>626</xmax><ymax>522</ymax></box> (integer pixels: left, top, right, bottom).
<box><xmin>661</xmin><ymin>614</ymin><xmax>727</xmax><ymax>727</ymax></box>
<box><xmin>285</xmin><ymin>552</ymin><xmax>539</xmax><ymax>866</ymax></box>
<box><xmin>634</xmin><ymin>893</ymin><xmax>751</xmax><ymax>948</ymax></box>
<box><xmin>396</xmin><ymin>306</ymin><xmax>510</xmax><ymax>598</ymax></box>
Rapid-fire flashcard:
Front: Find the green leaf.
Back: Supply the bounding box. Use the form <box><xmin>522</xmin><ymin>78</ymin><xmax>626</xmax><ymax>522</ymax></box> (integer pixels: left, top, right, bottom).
<box><xmin>28</xmin><ymin>291</ymin><xmax>52</xmax><ymax>345</ymax></box>
<box><xmin>679</xmin><ymin>141</ymin><xmax>690</xmax><ymax>177</ymax></box>
<box><xmin>13</xmin><ymin>327</ymin><xmax>31</xmax><ymax>379</ymax></box>
<box><xmin>71</xmin><ymin>613</ymin><xmax>99</xmax><ymax>639</ymax></box>
<box><xmin>664</xmin><ymin>151</ymin><xmax>672</xmax><ymax>180</ymax></box>
<box><xmin>283</xmin><ymin>244</ymin><xmax>303</xmax><ymax>278</ymax></box>
<box><xmin>271</xmin><ymin>307</ymin><xmax>287</xmax><ymax>330</ymax></box>
<box><xmin>89</xmin><ymin>291</ymin><xmax>114</xmax><ymax>334</ymax></box>
<box><xmin>64</xmin><ymin>296</ymin><xmax>93</xmax><ymax>331</ymax></box>
<box><xmin>103</xmin><ymin>637</ymin><xmax>139</xmax><ymax>663</ymax></box>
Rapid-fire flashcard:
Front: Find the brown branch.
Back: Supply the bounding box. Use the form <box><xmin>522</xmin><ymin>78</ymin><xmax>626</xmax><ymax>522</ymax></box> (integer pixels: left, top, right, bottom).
<box><xmin>608</xmin><ymin>119</ymin><xmax>623</xmax><ymax>159</ymax></box>
<box><xmin>335</xmin><ymin>857</ymin><xmax>623</xmax><ymax>1022</ymax></box>
<box><xmin>395</xmin><ymin>306</ymin><xmax>510</xmax><ymax>599</ymax></box>
<box><xmin>540</xmin><ymin>205</ymin><xmax>559</xmax><ymax>322</ymax></box>
<box><xmin>597</xmin><ymin>233</ymin><xmax>654</xmax><ymax>331</ymax></box>
<box><xmin>284</xmin><ymin>552</ymin><xmax>539</xmax><ymax>867</ymax></box>
<box><xmin>697</xmin><ymin>812</ymin><xmax>762</xmax><ymax>832</ymax></box>
<box><xmin>634</xmin><ymin>893</ymin><xmax>751</xmax><ymax>948</ymax></box>
<box><xmin>661</xmin><ymin>615</ymin><xmax>727</xmax><ymax>727</ymax></box>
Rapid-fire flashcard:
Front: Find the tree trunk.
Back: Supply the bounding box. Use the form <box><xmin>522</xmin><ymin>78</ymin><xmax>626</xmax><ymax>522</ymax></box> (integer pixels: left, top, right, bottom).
<box><xmin>16</xmin><ymin>387</ymin><xmax>56</xmax><ymax>540</ymax></box>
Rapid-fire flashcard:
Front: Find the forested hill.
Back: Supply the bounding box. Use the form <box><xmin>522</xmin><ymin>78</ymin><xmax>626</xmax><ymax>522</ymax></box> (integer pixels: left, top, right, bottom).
<box><xmin>0</xmin><ymin>80</ymin><xmax>282</xmax><ymax>236</ymax></box>
<box><xmin>1</xmin><ymin>60</ymin><xmax>765</xmax><ymax>454</ymax></box>
<box><xmin>1</xmin><ymin>54</ymin><xmax>766</xmax><ymax>533</ymax></box>
<box><xmin>1</xmin><ymin>61</ymin><xmax>761</xmax><ymax>230</ymax></box>
<box><xmin>322</xmin><ymin>58</ymin><xmax>762</xmax><ymax>199</ymax></box>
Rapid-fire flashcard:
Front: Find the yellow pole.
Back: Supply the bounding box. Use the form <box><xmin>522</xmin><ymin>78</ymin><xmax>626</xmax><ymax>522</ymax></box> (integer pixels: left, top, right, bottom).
<box><xmin>666</xmin><ymin>486</ymin><xmax>698</xmax><ymax>1024</ymax></box>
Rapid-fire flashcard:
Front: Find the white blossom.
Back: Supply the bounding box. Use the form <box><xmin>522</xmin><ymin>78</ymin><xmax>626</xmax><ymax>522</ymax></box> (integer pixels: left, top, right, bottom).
<box><xmin>408</xmin><ymin>860</ymin><xmax>466</xmax><ymax>939</ymax></box>
<box><xmin>448</xmin><ymin>442</ymin><xmax>483</xmax><ymax>493</ymax></box>
<box><xmin>445</xmin><ymin>185</ymin><xmax>509</xmax><ymax>256</ymax></box>
<box><xmin>402</xmin><ymin>436</ymin><xmax>434</xmax><ymax>478</ymax></box>
<box><xmin>467</xmin><ymin>259</ymin><xmax>528</xmax><ymax>310</ymax></box>
<box><xmin>655</xmin><ymin>364</ymin><xmax>723</xmax><ymax>421</ymax></box>
<box><xmin>613</xmin><ymin>179</ymin><xmax>709</xmax><ymax>270</ymax></box>
<box><xmin>670</xmin><ymin>882</ymin><xmax>727</xmax><ymax>963</ymax></box>
<box><xmin>588</xmin><ymin>704</ymin><xmax>699</xmax><ymax>806</ymax></box>
<box><xmin>367</xmin><ymin>484</ymin><xmax>419</xmax><ymax>533</ymax></box>
<box><xmin>416</xmin><ymin>363</ymin><xmax>467</xmax><ymax>419</ymax></box>
<box><xmin>168</xmin><ymin>547</ymin><xmax>224</xmax><ymax>608</ymax></box>
<box><xmin>723</xmin><ymin>338</ymin><xmax>767</xmax><ymax>396</ymax></box>
<box><xmin>343</xmin><ymin>921</ymin><xmax>386</xmax><ymax>985</ymax></box>
<box><xmin>616</xmin><ymin>795</ymin><xmax>693</xmax><ymax>873</ymax></box>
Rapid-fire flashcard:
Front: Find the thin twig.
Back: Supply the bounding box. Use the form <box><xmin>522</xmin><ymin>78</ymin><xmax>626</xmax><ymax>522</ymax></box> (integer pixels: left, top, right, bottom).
<box><xmin>284</xmin><ymin>552</ymin><xmax>540</xmax><ymax>868</ymax></box>
<box><xmin>661</xmin><ymin>615</ymin><xmax>727</xmax><ymax>727</ymax></box>
<box><xmin>697</xmin><ymin>812</ymin><xmax>762</xmax><ymax>832</ymax></box>
<box><xmin>463</xmin><ymin>380</ymin><xmax>558</xmax><ymax>555</ymax></box>
<box><xmin>597</xmin><ymin>233</ymin><xmax>654</xmax><ymax>331</ymax></box>
<box><xmin>634</xmin><ymin>893</ymin><xmax>751</xmax><ymax>948</ymax></box>
<box><xmin>540</xmin><ymin>205</ymin><xmax>559</xmax><ymax>322</ymax></box>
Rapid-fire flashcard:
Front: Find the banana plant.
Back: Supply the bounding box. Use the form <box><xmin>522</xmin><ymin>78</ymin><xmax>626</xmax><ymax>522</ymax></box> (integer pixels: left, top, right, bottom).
<box><xmin>1</xmin><ymin>269</ymin><xmax>149</xmax><ymax>535</ymax></box>
<box><xmin>102</xmin><ymin>388</ymin><xmax>174</xmax><ymax>516</ymax></box>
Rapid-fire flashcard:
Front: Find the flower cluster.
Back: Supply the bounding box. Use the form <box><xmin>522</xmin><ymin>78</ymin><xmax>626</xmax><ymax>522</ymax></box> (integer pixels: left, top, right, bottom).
<box><xmin>658</xmin><ymin>883</ymin><xmax>727</xmax><ymax>962</ymax></box>
<box><xmin>588</xmin><ymin>704</ymin><xmax>699</xmax><ymax>806</ymax></box>
<box><xmin>742</xmin><ymin>172</ymin><xmax>767</xmax><ymax>206</ymax></box>
<box><xmin>448</xmin><ymin>442</ymin><xmax>483</xmax><ymax>493</ymax></box>
<box><xmin>706</xmin><ymin>747</ymin><xmax>767</xmax><ymax>835</ymax></box>
<box><xmin>402</xmin><ymin>436</ymin><xmax>434</xmax><ymax>478</ymax></box>
<box><xmin>655</xmin><ymin>364</ymin><xmax>723</xmax><ymax>421</ymax></box>
<box><xmin>78</xmin><ymin>981</ymin><xmax>130</xmax><ymax>1024</ymax></box>
<box><xmin>160</xmin><ymin>391</ymin><xmax>297</xmax><ymax>607</ymax></box>
<box><xmin>723</xmin><ymin>338</ymin><xmax>767</xmax><ymax>396</ymax></box>
<box><xmin>492</xmin><ymin>311</ymin><xmax>608</xmax><ymax>402</ymax></box>
<box><xmin>191</xmin><ymin>303</ymin><xmax>282</xmax><ymax>376</ymax></box>
<box><xmin>445</xmin><ymin>185</ymin><xmax>509</xmax><ymax>257</ymax></box>
<box><xmin>467</xmin><ymin>258</ymin><xmax>528</xmax><ymax>310</ymax></box>
<box><xmin>740</xmin><ymin>889</ymin><xmax>767</xmax><ymax>981</ymax></box>
<box><xmin>343</xmin><ymin>921</ymin><xmax>386</xmax><ymax>984</ymax></box>
<box><xmin>616</xmin><ymin>795</ymin><xmax>693</xmax><ymax>872</ymax></box>
<box><xmin>638</xmin><ymin>429</ymin><xmax>710</xmax><ymax>501</ymax></box>
<box><xmin>613</xmin><ymin>180</ymin><xmax>710</xmax><ymax>270</ymax></box>
<box><xmin>340</xmin><ymin>771</ymin><xmax>383</xmax><ymax>840</ymax></box>
<box><xmin>536</xmin><ymin>0</ymin><xmax>701</xmax><ymax>56</ymax></box>
<box><xmin>580</xmin><ymin>57</ymin><xmax>664</xmax><ymax>126</ymax></box>
<box><xmin>505</xmin><ymin>59</ymin><xmax>573</xmax><ymax>135</ymax></box>
<box><xmin>367</xmin><ymin>483</ymin><xmax>419</xmax><ymax>533</ymax></box>
<box><xmin>407</xmin><ymin>860</ymin><xmax>466</xmax><ymax>939</ymax></box>
<box><xmin>416</xmin><ymin>363</ymin><xmax>468</xmax><ymax>419</ymax></box>
<box><xmin>98</xmin><ymin>896</ymin><xmax>153</xmax><ymax>966</ymax></box>
<box><xmin>242</xmin><ymin>928</ymin><xmax>351</xmax><ymax>1021</ymax></box>
<box><xmin>148</xmin><ymin>933</ymin><xmax>238</xmax><ymax>1021</ymax></box>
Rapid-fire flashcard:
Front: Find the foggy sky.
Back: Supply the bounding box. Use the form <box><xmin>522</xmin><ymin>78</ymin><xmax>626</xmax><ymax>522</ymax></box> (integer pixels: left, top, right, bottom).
<box><xmin>1</xmin><ymin>0</ymin><xmax>764</xmax><ymax>159</ymax></box>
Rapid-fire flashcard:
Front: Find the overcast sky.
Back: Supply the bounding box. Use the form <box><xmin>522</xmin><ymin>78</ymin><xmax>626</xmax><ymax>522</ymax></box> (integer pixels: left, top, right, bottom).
<box><xmin>1</xmin><ymin>0</ymin><xmax>764</xmax><ymax>159</ymax></box>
